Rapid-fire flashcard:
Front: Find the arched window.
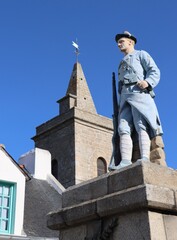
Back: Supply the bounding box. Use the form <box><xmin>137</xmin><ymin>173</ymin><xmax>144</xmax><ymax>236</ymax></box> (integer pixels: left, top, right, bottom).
<box><xmin>52</xmin><ymin>159</ymin><xmax>58</xmax><ymax>179</ymax></box>
<box><xmin>97</xmin><ymin>157</ymin><xmax>107</xmax><ymax>176</ymax></box>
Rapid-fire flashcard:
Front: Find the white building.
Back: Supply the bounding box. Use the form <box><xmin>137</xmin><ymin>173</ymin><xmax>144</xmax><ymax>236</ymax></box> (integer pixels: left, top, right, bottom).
<box><xmin>0</xmin><ymin>145</ymin><xmax>64</xmax><ymax>239</ymax></box>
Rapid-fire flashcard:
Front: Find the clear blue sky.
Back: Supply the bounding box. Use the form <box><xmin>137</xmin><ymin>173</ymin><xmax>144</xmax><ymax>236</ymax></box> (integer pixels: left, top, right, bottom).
<box><xmin>0</xmin><ymin>0</ymin><xmax>177</xmax><ymax>169</ymax></box>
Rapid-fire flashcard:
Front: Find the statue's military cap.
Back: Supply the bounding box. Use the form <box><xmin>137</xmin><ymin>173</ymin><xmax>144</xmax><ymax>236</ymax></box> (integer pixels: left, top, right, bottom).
<box><xmin>115</xmin><ymin>31</ymin><xmax>137</xmax><ymax>44</ymax></box>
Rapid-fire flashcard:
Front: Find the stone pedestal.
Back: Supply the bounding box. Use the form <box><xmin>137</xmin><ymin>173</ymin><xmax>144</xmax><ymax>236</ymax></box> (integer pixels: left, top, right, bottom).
<box><xmin>47</xmin><ymin>162</ymin><xmax>177</xmax><ymax>239</ymax></box>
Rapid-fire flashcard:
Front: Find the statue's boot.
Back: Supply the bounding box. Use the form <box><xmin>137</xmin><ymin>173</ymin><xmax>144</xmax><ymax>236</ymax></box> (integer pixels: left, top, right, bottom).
<box><xmin>115</xmin><ymin>159</ymin><xmax>132</xmax><ymax>169</ymax></box>
<box><xmin>116</xmin><ymin>133</ymin><xmax>132</xmax><ymax>169</ymax></box>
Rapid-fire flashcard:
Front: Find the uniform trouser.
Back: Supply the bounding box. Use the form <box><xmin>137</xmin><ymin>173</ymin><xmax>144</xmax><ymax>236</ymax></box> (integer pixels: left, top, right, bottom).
<box><xmin>118</xmin><ymin>103</ymin><xmax>150</xmax><ymax>161</ymax></box>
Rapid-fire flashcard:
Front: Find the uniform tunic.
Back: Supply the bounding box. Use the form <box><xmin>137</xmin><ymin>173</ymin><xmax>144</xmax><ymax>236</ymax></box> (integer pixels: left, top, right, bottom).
<box><xmin>118</xmin><ymin>50</ymin><xmax>163</xmax><ymax>137</ymax></box>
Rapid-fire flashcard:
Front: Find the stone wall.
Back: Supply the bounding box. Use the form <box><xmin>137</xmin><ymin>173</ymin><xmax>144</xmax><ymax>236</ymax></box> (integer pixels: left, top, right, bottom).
<box><xmin>33</xmin><ymin>107</ymin><xmax>113</xmax><ymax>188</ymax></box>
<box><xmin>75</xmin><ymin>110</ymin><xmax>113</xmax><ymax>184</ymax></box>
<box><xmin>47</xmin><ymin>161</ymin><xmax>177</xmax><ymax>239</ymax></box>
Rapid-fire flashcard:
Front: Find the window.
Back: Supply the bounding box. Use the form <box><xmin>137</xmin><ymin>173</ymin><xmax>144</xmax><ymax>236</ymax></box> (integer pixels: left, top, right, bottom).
<box><xmin>52</xmin><ymin>159</ymin><xmax>58</xmax><ymax>179</ymax></box>
<box><xmin>0</xmin><ymin>182</ymin><xmax>15</xmax><ymax>234</ymax></box>
<box><xmin>97</xmin><ymin>157</ymin><xmax>107</xmax><ymax>176</ymax></box>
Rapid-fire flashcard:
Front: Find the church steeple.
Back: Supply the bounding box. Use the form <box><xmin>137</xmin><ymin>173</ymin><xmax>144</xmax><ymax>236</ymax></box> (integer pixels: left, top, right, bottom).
<box><xmin>32</xmin><ymin>60</ymin><xmax>113</xmax><ymax>188</ymax></box>
<box><xmin>58</xmin><ymin>62</ymin><xmax>97</xmax><ymax>115</ymax></box>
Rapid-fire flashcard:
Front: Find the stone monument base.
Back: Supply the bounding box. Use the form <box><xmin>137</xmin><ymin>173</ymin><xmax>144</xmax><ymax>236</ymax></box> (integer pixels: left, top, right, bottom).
<box><xmin>47</xmin><ymin>161</ymin><xmax>177</xmax><ymax>239</ymax></box>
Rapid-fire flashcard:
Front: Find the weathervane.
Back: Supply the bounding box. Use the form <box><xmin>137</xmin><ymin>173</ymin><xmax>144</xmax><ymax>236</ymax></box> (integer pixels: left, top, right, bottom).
<box><xmin>72</xmin><ymin>39</ymin><xmax>80</xmax><ymax>62</ymax></box>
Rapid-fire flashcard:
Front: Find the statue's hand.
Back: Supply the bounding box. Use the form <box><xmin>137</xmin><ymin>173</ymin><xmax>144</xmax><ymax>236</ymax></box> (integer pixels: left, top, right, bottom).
<box><xmin>137</xmin><ymin>80</ymin><xmax>149</xmax><ymax>89</ymax></box>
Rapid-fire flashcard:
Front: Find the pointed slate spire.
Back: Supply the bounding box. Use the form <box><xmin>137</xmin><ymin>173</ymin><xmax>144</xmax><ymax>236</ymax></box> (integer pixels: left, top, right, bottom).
<box><xmin>58</xmin><ymin>62</ymin><xmax>97</xmax><ymax>114</ymax></box>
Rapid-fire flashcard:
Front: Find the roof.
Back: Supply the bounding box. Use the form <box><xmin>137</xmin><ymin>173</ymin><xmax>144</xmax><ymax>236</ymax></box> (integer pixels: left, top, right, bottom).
<box><xmin>23</xmin><ymin>178</ymin><xmax>62</xmax><ymax>238</ymax></box>
<box><xmin>59</xmin><ymin>62</ymin><xmax>97</xmax><ymax>114</ymax></box>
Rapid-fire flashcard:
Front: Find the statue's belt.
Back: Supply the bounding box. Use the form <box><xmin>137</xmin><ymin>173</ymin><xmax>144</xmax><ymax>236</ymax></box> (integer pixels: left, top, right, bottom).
<box><xmin>121</xmin><ymin>77</ymin><xmax>138</xmax><ymax>86</ymax></box>
<box><xmin>122</xmin><ymin>81</ymin><xmax>137</xmax><ymax>86</ymax></box>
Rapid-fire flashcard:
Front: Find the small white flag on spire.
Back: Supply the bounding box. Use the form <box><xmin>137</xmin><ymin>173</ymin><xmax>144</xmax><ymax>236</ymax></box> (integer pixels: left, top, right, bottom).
<box><xmin>72</xmin><ymin>39</ymin><xmax>80</xmax><ymax>62</ymax></box>
<box><xmin>72</xmin><ymin>41</ymin><xmax>79</xmax><ymax>49</ymax></box>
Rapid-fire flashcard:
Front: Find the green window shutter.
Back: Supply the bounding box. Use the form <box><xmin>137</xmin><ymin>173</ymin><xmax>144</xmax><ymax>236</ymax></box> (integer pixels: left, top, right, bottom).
<box><xmin>0</xmin><ymin>182</ymin><xmax>15</xmax><ymax>234</ymax></box>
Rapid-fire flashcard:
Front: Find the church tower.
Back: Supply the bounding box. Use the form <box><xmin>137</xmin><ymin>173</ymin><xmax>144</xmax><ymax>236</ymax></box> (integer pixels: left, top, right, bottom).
<box><xmin>32</xmin><ymin>62</ymin><xmax>113</xmax><ymax>188</ymax></box>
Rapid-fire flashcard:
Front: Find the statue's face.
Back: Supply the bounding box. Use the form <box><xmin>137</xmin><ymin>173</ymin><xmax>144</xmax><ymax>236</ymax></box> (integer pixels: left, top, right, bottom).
<box><xmin>117</xmin><ymin>38</ymin><xmax>134</xmax><ymax>53</ymax></box>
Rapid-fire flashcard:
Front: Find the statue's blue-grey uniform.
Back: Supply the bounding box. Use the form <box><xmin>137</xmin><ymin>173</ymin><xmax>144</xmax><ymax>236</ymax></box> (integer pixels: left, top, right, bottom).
<box><xmin>118</xmin><ymin>50</ymin><xmax>163</xmax><ymax>138</ymax></box>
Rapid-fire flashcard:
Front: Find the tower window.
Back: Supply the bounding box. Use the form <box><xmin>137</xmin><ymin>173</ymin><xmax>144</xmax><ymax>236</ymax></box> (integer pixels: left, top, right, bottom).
<box><xmin>52</xmin><ymin>159</ymin><xmax>58</xmax><ymax>179</ymax></box>
<box><xmin>97</xmin><ymin>157</ymin><xmax>107</xmax><ymax>176</ymax></box>
<box><xmin>0</xmin><ymin>182</ymin><xmax>15</xmax><ymax>234</ymax></box>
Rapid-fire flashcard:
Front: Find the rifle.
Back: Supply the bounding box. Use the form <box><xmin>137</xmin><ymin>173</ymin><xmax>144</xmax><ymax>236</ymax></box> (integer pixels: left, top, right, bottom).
<box><xmin>108</xmin><ymin>72</ymin><xmax>121</xmax><ymax>171</ymax></box>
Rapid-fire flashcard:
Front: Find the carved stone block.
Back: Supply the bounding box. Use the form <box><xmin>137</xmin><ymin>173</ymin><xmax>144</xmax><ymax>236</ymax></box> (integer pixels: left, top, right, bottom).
<box><xmin>150</xmin><ymin>148</ymin><xmax>166</xmax><ymax>166</ymax></box>
<box><xmin>151</xmin><ymin>136</ymin><xmax>165</xmax><ymax>150</ymax></box>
